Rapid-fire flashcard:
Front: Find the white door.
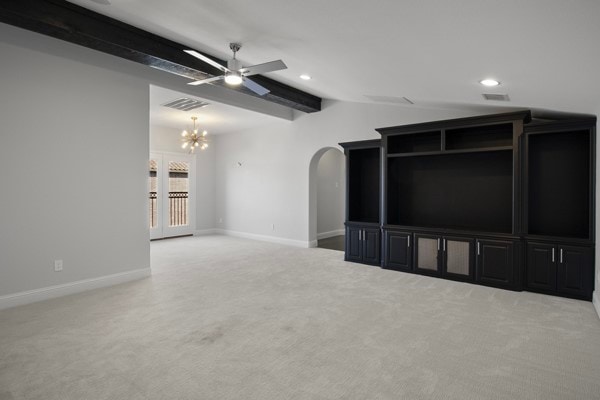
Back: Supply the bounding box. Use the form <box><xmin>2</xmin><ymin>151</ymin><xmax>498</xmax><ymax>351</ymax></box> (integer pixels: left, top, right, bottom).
<box><xmin>149</xmin><ymin>152</ymin><xmax>196</xmax><ymax>239</ymax></box>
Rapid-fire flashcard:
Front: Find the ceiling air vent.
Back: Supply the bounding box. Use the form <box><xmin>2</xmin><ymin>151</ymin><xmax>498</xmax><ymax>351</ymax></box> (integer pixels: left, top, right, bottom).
<box><xmin>482</xmin><ymin>93</ymin><xmax>510</xmax><ymax>101</ymax></box>
<box><xmin>162</xmin><ymin>98</ymin><xmax>209</xmax><ymax>111</ymax></box>
<box><xmin>365</xmin><ymin>95</ymin><xmax>414</xmax><ymax>105</ymax></box>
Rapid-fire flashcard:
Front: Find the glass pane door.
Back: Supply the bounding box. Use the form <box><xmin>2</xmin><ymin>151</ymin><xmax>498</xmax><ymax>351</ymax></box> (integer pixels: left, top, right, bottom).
<box><xmin>168</xmin><ymin>161</ymin><xmax>189</xmax><ymax>227</ymax></box>
<box><xmin>150</xmin><ymin>153</ymin><xmax>195</xmax><ymax>239</ymax></box>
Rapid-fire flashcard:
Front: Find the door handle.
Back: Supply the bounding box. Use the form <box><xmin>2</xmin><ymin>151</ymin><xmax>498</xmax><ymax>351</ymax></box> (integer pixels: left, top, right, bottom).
<box><xmin>552</xmin><ymin>248</ymin><xmax>555</xmax><ymax>263</ymax></box>
<box><xmin>560</xmin><ymin>248</ymin><xmax>563</xmax><ymax>263</ymax></box>
<box><xmin>443</xmin><ymin>239</ymin><xmax>446</xmax><ymax>252</ymax></box>
<box><xmin>407</xmin><ymin>235</ymin><xmax>410</xmax><ymax>247</ymax></box>
<box><xmin>477</xmin><ymin>242</ymin><xmax>480</xmax><ymax>256</ymax></box>
<box><xmin>437</xmin><ymin>238</ymin><xmax>440</xmax><ymax>251</ymax></box>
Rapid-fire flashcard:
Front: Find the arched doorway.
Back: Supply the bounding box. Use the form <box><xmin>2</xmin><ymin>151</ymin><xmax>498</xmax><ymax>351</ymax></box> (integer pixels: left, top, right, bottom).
<box><xmin>308</xmin><ymin>147</ymin><xmax>345</xmax><ymax>250</ymax></box>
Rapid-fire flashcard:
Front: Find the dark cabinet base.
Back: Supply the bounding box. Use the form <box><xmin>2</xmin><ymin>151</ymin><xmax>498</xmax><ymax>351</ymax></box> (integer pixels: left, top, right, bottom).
<box><xmin>525</xmin><ymin>241</ymin><xmax>593</xmax><ymax>300</ymax></box>
<box><xmin>383</xmin><ymin>230</ymin><xmax>412</xmax><ymax>271</ymax></box>
<box><xmin>345</xmin><ymin>224</ymin><xmax>380</xmax><ymax>266</ymax></box>
<box><xmin>476</xmin><ymin>239</ymin><xmax>519</xmax><ymax>290</ymax></box>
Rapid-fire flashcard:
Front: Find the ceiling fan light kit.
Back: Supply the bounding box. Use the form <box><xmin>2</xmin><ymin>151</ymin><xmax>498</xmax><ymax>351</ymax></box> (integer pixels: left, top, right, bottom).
<box><xmin>224</xmin><ymin>72</ymin><xmax>243</xmax><ymax>85</ymax></box>
<box><xmin>184</xmin><ymin>43</ymin><xmax>287</xmax><ymax>95</ymax></box>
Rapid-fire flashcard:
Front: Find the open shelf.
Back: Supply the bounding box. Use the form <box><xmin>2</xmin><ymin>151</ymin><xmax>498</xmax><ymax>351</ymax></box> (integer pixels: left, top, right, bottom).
<box><xmin>348</xmin><ymin>147</ymin><xmax>380</xmax><ymax>223</ymax></box>
<box><xmin>387</xmin><ymin>151</ymin><xmax>513</xmax><ymax>233</ymax></box>
<box><xmin>387</xmin><ymin>131</ymin><xmax>441</xmax><ymax>154</ymax></box>
<box><xmin>445</xmin><ymin>123</ymin><xmax>513</xmax><ymax>150</ymax></box>
<box><xmin>527</xmin><ymin>130</ymin><xmax>590</xmax><ymax>238</ymax></box>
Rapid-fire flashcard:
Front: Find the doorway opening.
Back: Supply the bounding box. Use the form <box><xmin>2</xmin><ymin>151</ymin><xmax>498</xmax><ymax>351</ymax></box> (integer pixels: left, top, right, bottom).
<box><xmin>308</xmin><ymin>147</ymin><xmax>345</xmax><ymax>251</ymax></box>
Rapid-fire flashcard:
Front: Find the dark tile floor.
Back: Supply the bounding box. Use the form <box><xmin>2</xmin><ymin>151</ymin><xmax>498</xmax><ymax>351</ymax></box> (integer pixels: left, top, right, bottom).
<box><xmin>317</xmin><ymin>235</ymin><xmax>345</xmax><ymax>251</ymax></box>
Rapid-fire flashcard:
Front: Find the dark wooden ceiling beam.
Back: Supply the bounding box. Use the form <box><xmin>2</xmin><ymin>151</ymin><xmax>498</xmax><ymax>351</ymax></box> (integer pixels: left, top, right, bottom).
<box><xmin>0</xmin><ymin>0</ymin><xmax>322</xmax><ymax>113</ymax></box>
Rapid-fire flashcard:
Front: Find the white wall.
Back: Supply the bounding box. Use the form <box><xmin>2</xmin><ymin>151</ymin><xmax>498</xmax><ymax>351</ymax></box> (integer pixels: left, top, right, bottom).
<box><xmin>0</xmin><ymin>26</ymin><xmax>150</xmax><ymax>299</ymax></box>
<box><xmin>150</xmin><ymin>125</ymin><xmax>216</xmax><ymax>232</ymax></box>
<box><xmin>316</xmin><ymin>149</ymin><xmax>345</xmax><ymax>238</ymax></box>
<box><xmin>215</xmin><ymin>100</ymin><xmax>483</xmax><ymax>246</ymax></box>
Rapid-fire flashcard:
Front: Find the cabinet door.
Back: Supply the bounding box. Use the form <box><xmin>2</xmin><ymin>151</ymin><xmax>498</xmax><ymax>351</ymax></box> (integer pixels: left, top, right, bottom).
<box><xmin>557</xmin><ymin>245</ymin><xmax>592</xmax><ymax>298</ymax></box>
<box><xmin>443</xmin><ymin>236</ymin><xmax>474</xmax><ymax>280</ymax></box>
<box><xmin>384</xmin><ymin>231</ymin><xmax>412</xmax><ymax>271</ymax></box>
<box><xmin>345</xmin><ymin>226</ymin><xmax>362</xmax><ymax>262</ymax></box>
<box><xmin>415</xmin><ymin>234</ymin><xmax>441</xmax><ymax>275</ymax></box>
<box><xmin>526</xmin><ymin>242</ymin><xmax>557</xmax><ymax>291</ymax></box>
<box><xmin>476</xmin><ymin>239</ymin><xmax>515</xmax><ymax>287</ymax></box>
<box><xmin>362</xmin><ymin>228</ymin><xmax>381</xmax><ymax>265</ymax></box>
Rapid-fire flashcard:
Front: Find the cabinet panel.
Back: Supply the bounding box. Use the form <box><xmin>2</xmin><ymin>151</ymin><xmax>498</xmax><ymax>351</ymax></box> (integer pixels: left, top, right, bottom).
<box><xmin>363</xmin><ymin>228</ymin><xmax>381</xmax><ymax>265</ymax></box>
<box><xmin>476</xmin><ymin>240</ymin><xmax>515</xmax><ymax>287</ymax></box>
<box><xmin>444</xmin><ymin>237</ymin><xmax>473</xmax><ymax>279</ymax></box>
<box><xmin>557</xmin><ymin>245</ymin><xmax>592</xmax><ymax>297</ymax></box>
<box><xmin>415</xmin><ymin>234</ymin><xmax>440</xmax><ymax>274</ymax></box>
<box><xmin>345</xmin><ymin>226</ymin><xmax>362</xmax><ymax>262</ymax></box>
<box><xmin>384</xmin><ymin>231</ymin><xmax>412</xmax><ymax>271</ymax></box>
<box><xmin>526</xmin><ymin>242</ymin><xmax>556</xmax><ymax>291</ymax></box>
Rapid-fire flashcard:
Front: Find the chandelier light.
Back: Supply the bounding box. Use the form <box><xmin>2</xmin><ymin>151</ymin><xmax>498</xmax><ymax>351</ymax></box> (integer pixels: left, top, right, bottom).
<box><xmin>181</xmin><ymin>116</ymin><xmax>208</xmax><ymax>153</ymax></box>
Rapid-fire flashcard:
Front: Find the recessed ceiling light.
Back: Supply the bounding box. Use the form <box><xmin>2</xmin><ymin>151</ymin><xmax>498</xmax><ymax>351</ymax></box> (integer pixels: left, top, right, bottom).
<box><xmin>300</xmin><ymin>74</ymin><xmax>312</xmax><ymax>80</ymax></box>
<box><xmin>480</xmin><ymin>79</ymin><xmax>500</xmax><ymax>87</ymax></box>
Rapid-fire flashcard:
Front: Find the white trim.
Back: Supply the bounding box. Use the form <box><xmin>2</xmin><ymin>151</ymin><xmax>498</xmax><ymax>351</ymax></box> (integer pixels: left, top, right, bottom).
<box><xmin>194</xmin><ymin>229</ymin><xmax>218</xmax><ymax>236</ymax></box>
<box><xmin>216</xmin><ymin>229</ymin><xmax>310</xmax><ymax>248</ymax></box>
<box><xmin>593</xmin><ymin>290</ymin><xmax>600</xmax><ymax>320</ymax></box>
<box><xmin>0</xmin><ymin>268</ymin><xmax>151</xmax><ymax>310</ymax></box>
<box><xmin>317</xmin><ymin>229</ymin><xmax>345</xmax><ymax>240</ymax></box>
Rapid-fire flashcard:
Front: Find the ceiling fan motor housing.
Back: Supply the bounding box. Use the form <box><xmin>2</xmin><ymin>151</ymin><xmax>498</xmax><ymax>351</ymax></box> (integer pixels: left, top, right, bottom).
<box><xmin>228</xmin><ymin>58</ymin><xmax>242</xmax><ymax>72</ymax></box>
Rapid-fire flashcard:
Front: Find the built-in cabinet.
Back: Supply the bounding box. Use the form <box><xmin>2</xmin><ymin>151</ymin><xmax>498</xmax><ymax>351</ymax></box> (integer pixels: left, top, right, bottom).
<box><xmin>414</xmin><ymin>234</ymin><xmax>474</xmax><ymax>281</ymax></box>
<box><xmin>476</xmin><ymin>239</ymin><xmax>518</xmax><ymax>289</ymax></box>
<box><xmin>383</xmin><ymin>230</ymin><xmax>412</xmax><ymax>271</ymax></box>
<box><xmin>526</xmin><ymin>242</ymin><xmax>593</xmax><ymax>298</ymax></box>
<box><xmin>345</xmin><ymin>224</ymin><xmax>380</xmax><ymax>265</ymax></box>
<box><xmin>340</xmin><ymin>111</ymin><xmax>596</xmax><ymax>301</ymax></box>
<box><xmin>522</xmin><ymin>119</ymin><xmax>596</xmax><ymax>299</ymax></box>
<box><xmin>340</xmin><ymin>140</ymin><xmax>382</xmax><ymax>266</ymax></box>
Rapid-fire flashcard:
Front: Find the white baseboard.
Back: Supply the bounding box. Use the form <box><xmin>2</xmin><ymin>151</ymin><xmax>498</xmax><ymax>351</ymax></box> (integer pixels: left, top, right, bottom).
<box><xmin>317</xmin><ymin>229</ymin><xmax>345</xmax><ymax>240</ymax></box>
<box><xmin>593</xmin><ymin>290</ymin><xmax>600</xmax><ymax>320</ymax></box>
<box><xmin>0</xmin><ymin>267</ymin><xmax>151</xmax><ymax>311</ymax></box>
<box><xmin>194</xmin><ymin>228</ymin><xmax>218</xmax><ymax>236</ymax></box>
<box><xmin>308</xmin><ymin>240</ymin><xmax>318</xmax><ymax>248</ymax></box>
<box><xmin>215</xmin><ymin>229</ymin><xmax>310</xmax><ymax>248</ymax></box>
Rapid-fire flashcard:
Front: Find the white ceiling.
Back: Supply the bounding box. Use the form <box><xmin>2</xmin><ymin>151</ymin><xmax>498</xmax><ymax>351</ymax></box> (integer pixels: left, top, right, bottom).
<box><xmin>150</xmin><ymin>85</ymin><xmax>282</xmax><ymax>132</ymax></box>
<box><xmin>68</xmin><ymin>0</ymin><xmax>600</xmax><ymax>114</ymax></box>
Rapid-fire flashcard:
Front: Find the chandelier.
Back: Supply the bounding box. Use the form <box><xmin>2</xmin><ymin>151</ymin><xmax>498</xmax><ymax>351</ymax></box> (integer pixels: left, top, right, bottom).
<box><xmin>181</xmin><ymin>116</ymin><xmax>208</xmax><ymax>153</ymax></box>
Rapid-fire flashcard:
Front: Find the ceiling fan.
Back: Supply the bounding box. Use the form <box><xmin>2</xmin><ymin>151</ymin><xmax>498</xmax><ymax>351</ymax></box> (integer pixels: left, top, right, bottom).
<box><xmin>184</xmin><ymin>43</ymin><xmax>287</xmax><ymax>96</ymax></box>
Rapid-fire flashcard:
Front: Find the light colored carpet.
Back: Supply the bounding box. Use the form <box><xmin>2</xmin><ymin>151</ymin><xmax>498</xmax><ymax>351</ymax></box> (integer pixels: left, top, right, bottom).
<box><xmin>1</xmin><ymin>235</ymin><xmax>600</xmax><ymax>400</ymax></box>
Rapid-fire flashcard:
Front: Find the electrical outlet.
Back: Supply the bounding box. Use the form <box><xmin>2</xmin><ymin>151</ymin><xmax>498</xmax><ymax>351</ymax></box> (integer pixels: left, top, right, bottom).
<box><xmin>54</xmin><ymin>260</ymin><xmax>63</xmax><ymax>272</ymax></box>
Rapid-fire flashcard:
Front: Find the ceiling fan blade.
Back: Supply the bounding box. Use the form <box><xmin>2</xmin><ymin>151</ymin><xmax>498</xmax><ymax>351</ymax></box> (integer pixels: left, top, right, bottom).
<box><xmin>187</xmin><ymin>76</ymin><xmax>224</xmax><ymax>86</ymax></box>
<box><xmin>184</xmin><ymin>50</ymin><xmax>229</xmax><ymax>73</ymax></box>
<box><xmin>240</xmin><ymin>60</ymin><xmax>287</xmax><ymax>76</ymax></box>
<box><xmin>242</xmin><ymin>78</ymin><xmax>270</xmax><ymax>96</ymax></box>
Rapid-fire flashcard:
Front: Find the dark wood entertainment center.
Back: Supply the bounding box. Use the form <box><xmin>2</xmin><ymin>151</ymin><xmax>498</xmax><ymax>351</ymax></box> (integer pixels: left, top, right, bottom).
<box><xmin>340</xmin><ymin>111</ymin><xmax>596</xmax><ymax>300</ymax></box>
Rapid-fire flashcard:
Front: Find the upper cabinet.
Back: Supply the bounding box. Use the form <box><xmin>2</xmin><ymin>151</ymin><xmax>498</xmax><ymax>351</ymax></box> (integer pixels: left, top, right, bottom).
<box><xmin>339</xmin><ymin>140</ymin><xmax>381</xmax><ymax>224</ymax></box>
<box><xmin>379</xmin><ymin>111</ymin><xmax>529</xmax><ymax>235</ymax></box>
<box><xmin>524</xmin><ymin>120</ymin><xmax>596</xmax><ymax>241</ymax></box>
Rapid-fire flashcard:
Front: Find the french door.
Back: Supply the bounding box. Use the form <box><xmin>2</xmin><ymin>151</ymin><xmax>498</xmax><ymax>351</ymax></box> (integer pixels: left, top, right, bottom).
<box><xmin>149</xmin><ymin>152</ymin><xmax>196</xmax><ymax>239</ymax></box>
